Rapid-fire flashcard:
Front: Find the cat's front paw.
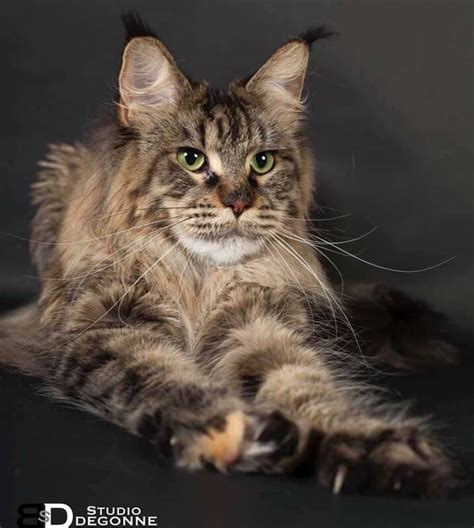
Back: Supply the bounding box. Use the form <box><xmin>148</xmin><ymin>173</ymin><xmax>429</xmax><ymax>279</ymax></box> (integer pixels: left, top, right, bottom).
<box><xmin>168</xmin><ymin>410</ymin><xmax>304</xmax><ymax>473</ymax></box>
<box><xmin>317</xmin><ymin>425</ymin><xmax>460</xmax><ymax>497</ymax></box>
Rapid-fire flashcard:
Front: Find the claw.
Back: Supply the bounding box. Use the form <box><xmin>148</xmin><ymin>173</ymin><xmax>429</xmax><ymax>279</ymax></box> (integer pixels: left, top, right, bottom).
<box><xmin>332</xmin><ymin>465</ymin><xmax>348</xmax><ymax>495</ymax></box>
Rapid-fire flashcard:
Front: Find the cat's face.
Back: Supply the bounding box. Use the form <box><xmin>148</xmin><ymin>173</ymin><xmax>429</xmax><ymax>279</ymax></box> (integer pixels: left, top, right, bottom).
<box><xmin>116</xmin><ymin>32</ymin><xmax>319</xmax><ymax>264</ymax></box>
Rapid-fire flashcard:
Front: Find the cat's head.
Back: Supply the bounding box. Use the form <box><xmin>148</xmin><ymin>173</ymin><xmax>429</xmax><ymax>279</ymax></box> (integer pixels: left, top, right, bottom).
<box><xmin>113</xmin><ymin>14</ymin><xmax>333</xmax><ymax>265</ymax></box>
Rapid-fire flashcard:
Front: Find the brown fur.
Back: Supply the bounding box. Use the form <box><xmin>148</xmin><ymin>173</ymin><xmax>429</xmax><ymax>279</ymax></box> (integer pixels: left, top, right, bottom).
<box><xmin>0</xmin><ymin>17</ymin><xmax>461</xmax><ymax>497</ymax></box>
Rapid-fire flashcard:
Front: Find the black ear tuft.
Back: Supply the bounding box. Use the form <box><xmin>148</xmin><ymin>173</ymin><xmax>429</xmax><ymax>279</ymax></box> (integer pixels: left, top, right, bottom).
<box><xmin>121</xmin><ymin>12</ymin><xmax>158</xmax><ymax>43</ymax></box>
<box><xmin>297</xmin><ymin>26</ymin><xmax>337</xmax><ymax>47</ymax></box>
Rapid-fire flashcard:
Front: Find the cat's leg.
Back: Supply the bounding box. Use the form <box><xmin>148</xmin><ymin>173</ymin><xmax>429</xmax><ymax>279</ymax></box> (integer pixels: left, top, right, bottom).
<box><xmin>47</xmin><ymin>325</ymin><xmax>263</xmax><ymax>472</ymax></box>
<box><xmin>342</xmin><ymin>282</ymin><xmax>459</xmax><ymax>369</ymax></box>
<box><xmin>252</xmin><ymin>356</ymin><xmax>458</xmax><ymax>497</ymax></box>
<box><xmin>201</xmin><ymin>283</ymin><xmax>459</xmax><ymax>496</ymax></box>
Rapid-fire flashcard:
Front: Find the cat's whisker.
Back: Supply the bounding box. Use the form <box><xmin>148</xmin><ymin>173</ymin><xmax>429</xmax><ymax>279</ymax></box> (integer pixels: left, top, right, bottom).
<box><xmin>117</xmin><ymin>227</ymin><xmax>200</xmax><ymax>326</ymax></box>
<box><xmin>28</xmin><ymin>217</ymin><xmax>191</xmax><ymax>284</ymax></box>
<box><xmin>1</xmin><ymin>215</ymin><xmax>187</xmax><ymax>247</ymax></box>
<box><xmin>176</xmin><ymin>231</ymin><xmax>205</xmax><ymax>301</ymax></box>
<box><xmin>313</xmin><ymin>246</ymin><xmax>345</xmax><ymax>293</ymax></box>
<box><xmin>274</xmin><ymin>221</ymin><xmax>378</xmax><ymax>247</ymax></box>
<box><xmin>280</xmin><ymin>213</ymin><xmax>353</xmax><ymax>222</ymax></box>
<box><xmin>312</xmin><ymin>233</ymin><xmax>456</xmax><ymax>274</ymax></box>
<box><xmin>62</xmin><ymin>241</ymin><xmax>92</xmax><ymax>280</ymax></box>
<box><xmin>264</xmin><ymin>236</ymin><xmax>316</xmax><ymax>326</ymax></box>
<box><xmin>81</xmin><ymin>205</ymin><xmax>194</xmax><ymax>223</ymax></box>
<box><xmin>271</xmin><ymin>233</ymin><xmax>368</xmax><ymax>366</ymax></box>
<box><xmin>311</xmin><ymin>228</ymin><xmax>377</xmax><ymax>246</ymax></box>
<box><xmin>70</xmin><ymin>232</ymin><xmax>155</xmax><ymax>303</ymax></box>
<box><xmin>69</xmin><ymin>230</ymin><xmax>157</xmax><ymax>284</ymax></box>
<box><xmin>274</xmin><ymin>228</ymin><xmax>345</xmax><ymax>289</ymax></box>
<box><xmin>72</xmin><ymin>217</ymin><xmax>193</xmax><ymax>304</ymax></box>
<box><xmin>280</xmin><ymin>232</ymin><xmax>346</xmax><ymax>293</ymax></box>
<box><xmin>68</xmin><ymin>234</ymin><xmax>183</xmax><ymax>348</ymax></box>
<box><xmin>117</xmin><ymin>230</ymin><xmax>184</xmax><ymax>327</ymax></box>
<box><xmin>270</xmin><ymin>233</ymin><xmax>340</xmax><ymax>336</ymax></box>
<box><xmin>279</xmin><ymin>223</ymin><xmax>454</xmax><ymax>275</ymax></box>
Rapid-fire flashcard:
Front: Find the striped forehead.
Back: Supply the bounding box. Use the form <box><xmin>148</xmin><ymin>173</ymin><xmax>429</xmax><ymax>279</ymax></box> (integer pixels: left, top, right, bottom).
<box><xmin>200</xmin><ymin>90</ymin><xmax>266</xmax><ymax>148</ymax></box>
<box><xmin>175</xmin><ymin>89</ymin><xmax>275</xmax><ymax>173</ymax></box>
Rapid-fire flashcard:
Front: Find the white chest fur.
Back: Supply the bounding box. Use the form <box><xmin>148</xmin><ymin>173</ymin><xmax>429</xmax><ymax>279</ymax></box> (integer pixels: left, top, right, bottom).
<box><xmin>179</xmin><ymin>235</ymin><xmax>263</xmax><ymax>265</ymax></box>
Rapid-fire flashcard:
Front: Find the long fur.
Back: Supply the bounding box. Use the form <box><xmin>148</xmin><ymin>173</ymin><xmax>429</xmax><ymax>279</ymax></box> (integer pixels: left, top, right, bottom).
<box><xmin>0</xmin><ymin>15</ymin><xmax>460</xmax><ymax>497</ymax></box>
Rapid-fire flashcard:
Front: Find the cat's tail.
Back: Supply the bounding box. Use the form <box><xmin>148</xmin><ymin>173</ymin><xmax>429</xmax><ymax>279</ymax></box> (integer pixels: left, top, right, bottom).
<box><xmin>0</xmin><ymin>303</ymin><xmax>47</xmax><ymax>377</ymax></box>
<box><xmin>342</xmin><ymin>282</ymin><xmax>460</xmax><ymax>370</ymax></box>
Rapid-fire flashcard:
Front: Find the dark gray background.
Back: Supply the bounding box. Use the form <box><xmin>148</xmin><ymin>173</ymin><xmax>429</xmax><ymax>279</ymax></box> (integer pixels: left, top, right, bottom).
<box><xmin>1</xmin><ymin>1</ymin><xmax>473</xmax><ymax>527</ymax></box>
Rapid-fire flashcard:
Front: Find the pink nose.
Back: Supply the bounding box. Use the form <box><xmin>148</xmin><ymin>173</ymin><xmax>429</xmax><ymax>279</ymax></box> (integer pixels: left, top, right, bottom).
<box><xmin>220</xmin><ymin>188</ymin><xmax>254</xmax><ymax>217</ymax></box>
<box><xmin>230</xmin><ymin>199</ymin><xmax>250</xmax><ymax>216</ymax></box>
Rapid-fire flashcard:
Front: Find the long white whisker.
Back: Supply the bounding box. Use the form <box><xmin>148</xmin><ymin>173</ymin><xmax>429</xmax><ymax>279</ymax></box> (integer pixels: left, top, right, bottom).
<box><xmin>275</xmin><ymin>229</ymin><xmax>345</xmax><ymax>291</ymax></box>
<box><xmin>265</xmin><ymin>236</ymin><xmax>316</xmax><ymax>326</ymax></box>
<box><xmin>116</xmin><ymin>230</ymin><xmax>187</xmax><ymax>327</ymax></box>
<box><xmin>271</xmin><ymin>234</ymin><xmax>339</xmax><ymax>333</ymax></box>
<box><xmin>313</xmin><ymin>234</ymin><xmax>456</xmax><ymax>273</ymax></box>
<box><xmin>62</xmin><ymin>241</ymin><xmax>92</xmax><ymax>280</ymax></box>
<box><xmin>176</xmin><ymin>231</ymin><xmax>203</xmax><ymax>300</ymax></box>
<box><xmin>66</xmin><ymin>237</ymin><xmax>180</xmax><ymax>347</ymax></box>
<box><xmin>70</xmin><ymin>225</ymin><xmax>180</xmax><ymax>303</ymax></box>
<box><xmin>1</xmin><ymin>215</ymin><xmax>185</xmax><ymax>247</ymax></box>
<box><xmin>272</xmin><ymin>233</ymin><xmax>368</xmax><ymax>366</ymax></box>
<box><xmin>277</xmin><ymin>221</ymin><xmax>378</xmax><ymax>247</ymax></box>
<box><xmin>276</xmin><ymin>222</ymin><xmax>454</xmax><ymax>273</ymax></box>
<box><xmin>27</xmin><ymin>217</ymin><xmax>192</xmax><ymax>285</ymax></box>
<box><xmin>280</xmin><ymin>213</ymin><xmax>353</xmax><ymax>222</ymax></box>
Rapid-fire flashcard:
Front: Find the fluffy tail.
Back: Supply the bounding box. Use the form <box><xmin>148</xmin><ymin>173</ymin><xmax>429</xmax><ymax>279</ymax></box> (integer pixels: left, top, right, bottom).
<box><xmin>343</xmin><ymin>283</ymin><xmax>459</xmax><ymax>370</ymax></box>
<box><xmin>0</xmin><ymin>303</ymin><xmax>47</xmax><ymax>377</ymax></box>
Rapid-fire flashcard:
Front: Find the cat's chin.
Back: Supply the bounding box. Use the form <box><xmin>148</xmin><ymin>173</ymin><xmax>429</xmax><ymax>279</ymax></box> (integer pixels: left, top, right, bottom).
<box><xmin>179</xmin><ymin>234</ymin><xmax>263</xmax><ymax>265</ymax></box>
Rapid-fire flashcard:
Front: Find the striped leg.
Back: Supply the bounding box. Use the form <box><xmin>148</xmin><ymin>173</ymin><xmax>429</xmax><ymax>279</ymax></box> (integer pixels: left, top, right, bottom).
<box><xmin>203</xmin><ymin>283</ymin><xmax>458</xmax><ymax>496</ymax></box>
<box><xmin>50</xmin><ymin>326</ymin><xmax>253</xmax><ymax>471</ymax></box>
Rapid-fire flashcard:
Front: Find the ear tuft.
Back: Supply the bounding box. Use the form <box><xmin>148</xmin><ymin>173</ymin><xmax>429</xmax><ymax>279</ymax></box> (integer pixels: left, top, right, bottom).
<box><xmin>121</xmin><ymin>11</ymin><xmax>158</xmax><ymax>42</ymax></box>
<box><xmin>117</xmin><ymin>14</ymin><xmax>192</xmax><ymax>126</ymax></box>
<box><xmin>297</xmin><ymin>26</ymin><xmax>337</xmax><ymax>47</ymax></box>
<box><xmin>244</xmin><ymin>27</ymin><xmax>335</xmax><ymax>113</ymax></box>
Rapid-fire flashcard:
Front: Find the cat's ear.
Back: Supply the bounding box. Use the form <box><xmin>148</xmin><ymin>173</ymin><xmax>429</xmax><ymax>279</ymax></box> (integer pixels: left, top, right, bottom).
<box><xmin>245</xmin><ymin>41</ymin><xmax>309</xmax><ymax>109</ymax></box>
<box><xmin>245</xmin><ymin>27</ymin><xmax>334</xmax><ymax>111</ymax></box>
<box><xmin>118</xmin><ymin>36</ymin><xmax>191</xmax><ymax>126</ymax></box>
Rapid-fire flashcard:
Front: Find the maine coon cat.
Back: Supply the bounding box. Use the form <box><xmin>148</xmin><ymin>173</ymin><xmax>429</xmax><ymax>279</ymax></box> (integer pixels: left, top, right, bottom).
<box><xmin>0</xmin><ymin>14</ymin><xmax>460</xmax><ymax>497</ymax></box>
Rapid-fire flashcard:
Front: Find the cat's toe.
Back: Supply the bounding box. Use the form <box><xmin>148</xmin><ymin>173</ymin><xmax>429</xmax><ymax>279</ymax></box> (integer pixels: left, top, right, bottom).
<box><xmin>318</xmin><ymin>427</ymin><xmax>460</xmax><ymax>497</ymax></box>
<box><xmin>367</xmin><ymin>427</ymin><xmax>461</xmax><ymax>497</ymax></box>
<box><xmin>318</xmin><ymin>432</ymin><xmax>370</xmax><ymax>494</ymax></box>
<box><xmin>171</xmin><ymin>410</ymin><xmax>248</xmax><ymax>471</ymax></box>
<box><xmin>229</xmin><ymin>410</ymin><xmax>304</xmax><ymax>473</ymax></box>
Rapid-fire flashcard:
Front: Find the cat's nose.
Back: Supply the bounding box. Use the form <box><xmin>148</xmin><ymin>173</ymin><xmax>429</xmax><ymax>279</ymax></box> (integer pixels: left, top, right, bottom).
<box><xmin>221</xmin><ymin>189</ymin><xmax>254</xmax><ymax>217</ymax></box>
<box><xmin>227</xmin><ymin>198</ymin><xmax>251</xmax><ymax>216</ymax></box>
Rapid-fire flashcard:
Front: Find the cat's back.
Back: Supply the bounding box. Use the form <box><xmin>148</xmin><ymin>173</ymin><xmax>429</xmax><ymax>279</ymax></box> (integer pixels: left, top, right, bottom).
<box><xmin>31</xmin><ymin>143</ymin><xmax>90</xmax><ymax>275</ymax></box>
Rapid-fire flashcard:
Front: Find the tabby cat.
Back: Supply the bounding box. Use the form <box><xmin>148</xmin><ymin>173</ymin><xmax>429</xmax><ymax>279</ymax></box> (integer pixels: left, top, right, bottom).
<box><xmin>0</xmin><ymin>14</ymin><xmax>460</xmax><ymax>497</ymax></box>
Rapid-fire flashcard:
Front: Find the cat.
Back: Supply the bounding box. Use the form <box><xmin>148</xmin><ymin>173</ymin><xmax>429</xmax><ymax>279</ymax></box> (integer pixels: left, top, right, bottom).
<box><xmin>0</xmin><ymin>13</ymin><xmax>461</xmax><ymax>497</ymax></box>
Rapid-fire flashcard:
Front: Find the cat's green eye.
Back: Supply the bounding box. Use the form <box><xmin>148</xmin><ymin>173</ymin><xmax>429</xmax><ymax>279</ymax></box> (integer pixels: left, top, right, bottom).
<box><xmin>177</xmin><ymin>147</ymin><xmax>206</xmax><ymax>172</ymax></box>
<box><xmin>250</xmin><ymin>151</ymin><xmax>275</xmax><ymax>175</ymax></box>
